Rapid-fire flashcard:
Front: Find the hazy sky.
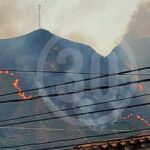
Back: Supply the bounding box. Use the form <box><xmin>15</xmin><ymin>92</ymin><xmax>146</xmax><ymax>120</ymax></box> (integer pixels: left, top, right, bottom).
<box><xmin>0</xmin><ymin>0</ymin><xmax>149</xmax><ymax>56</ymax></box>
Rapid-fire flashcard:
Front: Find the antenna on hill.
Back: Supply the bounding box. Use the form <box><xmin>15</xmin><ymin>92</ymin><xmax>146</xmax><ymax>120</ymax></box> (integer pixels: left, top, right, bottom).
<box><xmin>38</xmin><ymin>4</ymin><xmax>41</xmax><ymax>29</ymax></box>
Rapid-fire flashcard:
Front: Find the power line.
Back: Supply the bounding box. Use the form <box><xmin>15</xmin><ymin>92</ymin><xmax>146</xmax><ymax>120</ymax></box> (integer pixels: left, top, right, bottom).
<box><xmin>0</xmin><ymin>93</ymin><xmax>149</xmax><ymax>124</ymax></box>
<box><xmin>34</xmin><ymin>128</ymin><xmax>150</xmax><ymax>150</ymax></box>
<box><xmin>0</xmin><ymin>112</ymin><xmax>150</xmax><ymax>132</ymax></box>
<box><xmin>0</xmin><ymin>66</ymin><xmax>150</xmax><ymax>97</ymax></box>
<box><xmin>0</xmin><ymin>67</ymin><xmax>149</xmax><ymax>149</ymax></box>
<box><xmin>2</xmin><ymin>97</ymin><xmax>150</xmax><ymax>126</ymax></box>
<box><xmin>1</xmin><ymin>115</ymin><xmax>150</xmax><ymax>144</ymax></box>
<box><xmin>36</xmin><ymin>130</ymin><xmax>149</xmax><ymax>150</ymax></box>
<box><xmin>0</xmin><ymin>78</ymin><xmax>149</xmax><ymax>105</ymax></box>
<box><xmin>0</xmin><ymin>127</ymin><xmax>150</xmax><ymax>149</ymax></box>
<box><xmin>0</xmin><ymin>69</ymin><xmax>150</xmax><ymax>75</ymax></box>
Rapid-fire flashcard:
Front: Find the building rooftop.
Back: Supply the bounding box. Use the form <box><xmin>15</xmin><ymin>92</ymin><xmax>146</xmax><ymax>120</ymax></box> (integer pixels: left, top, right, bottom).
<box><xmin>72</xmin><ymin>134</ymin><xmax>150</xmax><ymax>150</ymax></box>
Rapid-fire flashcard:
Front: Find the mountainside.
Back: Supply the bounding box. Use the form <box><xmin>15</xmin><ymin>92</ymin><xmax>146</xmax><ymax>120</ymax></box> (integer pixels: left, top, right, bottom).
<box><xmin>0</xmin><ymin>29</ymin><xmax>150</xmax><ymax>147</ymax></box>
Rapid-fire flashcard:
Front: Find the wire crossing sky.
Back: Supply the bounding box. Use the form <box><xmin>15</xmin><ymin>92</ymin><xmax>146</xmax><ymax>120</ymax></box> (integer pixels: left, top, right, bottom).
<box><xmin>0</xmin><ymin>127</ymin><xmax>150</xmax><ymax>149</ymax></box>
<box><xmin>0</xmin><ymin>66</ymin><xmax>149</xmax><ymax>97</ymax></box>
<box><xmin>0</xmin><ymin>93</ymin><xmax>150</xmax><ymax>125</ymax></box>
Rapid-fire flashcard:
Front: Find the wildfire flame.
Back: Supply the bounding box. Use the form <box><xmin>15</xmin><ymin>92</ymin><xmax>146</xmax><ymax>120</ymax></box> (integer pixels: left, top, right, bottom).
<box><xmin>0</xmin><ymin>70</ymin><xmax>32</xmax><ymax>100</ymax></box>
<box><xmin>125</xmin><ymin>61</ymin><xmax>144</xmax><ymax>92</ymax></box>
<box><xmin>120</xmin><ymin>62</ymin><xmax>148</xmax><ymax>127</ymax></box>
<box><xmin>122</xmin><ymin>113</ymin><xmax>150</xmax><ymax>127</ymax></box>
<box><xmin>136</xmin><ymin>83</ymin><xmax>144</xmax><ymax>92</ymax></box>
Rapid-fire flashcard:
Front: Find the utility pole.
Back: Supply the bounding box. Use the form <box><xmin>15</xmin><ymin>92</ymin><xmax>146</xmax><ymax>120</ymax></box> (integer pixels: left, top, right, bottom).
<box><xmin>38</xmin><ymin>4</ymin><xmax>41</xmax><ymax>29</ymax></box>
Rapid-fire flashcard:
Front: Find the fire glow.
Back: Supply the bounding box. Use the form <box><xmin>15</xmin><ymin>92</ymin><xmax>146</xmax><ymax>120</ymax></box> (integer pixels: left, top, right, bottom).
<box><xmin>122</xmin><ymin>113</ymin><xmax>150</xmax><ymax>127</ymax></box>
<box><xmin>125</xmin><ymin>61</ymin><xmax>144</xmax><ymax>92</ymax></box>
<box><xmin>0</xmin><ymin>70</ymin><xmax>32</xmax><ymax>100</ymax></box>
<box><xmin>136</xmin><ymin>83</ymin><xmax>144</xmax><ymax>92</ymax></box>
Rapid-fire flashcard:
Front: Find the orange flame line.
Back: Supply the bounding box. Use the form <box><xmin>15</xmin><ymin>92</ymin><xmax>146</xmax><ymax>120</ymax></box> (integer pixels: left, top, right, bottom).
<box><xmin>125</xmin><ymin>61</ymin><xmax>144</xmax><ymax>92</ymax></box>
<box><xmin>0</xmin><ymin>70</ymin><xmax>32</xmax><ymax>100</ymax></box>
<box><xmin>122</xmin><ymin>113</ymin><xmax>150</xmax><ymax>127</ymax></box>
<box><xmin>136</xmin><ymin>83</ymin><xmax>144</xmax><ymax>92</ymax></box>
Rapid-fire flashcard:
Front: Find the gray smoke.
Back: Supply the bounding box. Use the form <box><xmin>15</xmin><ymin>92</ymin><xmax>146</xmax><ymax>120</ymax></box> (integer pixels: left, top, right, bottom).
<box><xmin>124</xmin><ymin>0</ymin><xmax>150</xmax><ymax>40</ymax></box>
<box><xmin>0</xmin><ymin>0</ymin><xmax>38</xmax><ymax>38</ymax></box>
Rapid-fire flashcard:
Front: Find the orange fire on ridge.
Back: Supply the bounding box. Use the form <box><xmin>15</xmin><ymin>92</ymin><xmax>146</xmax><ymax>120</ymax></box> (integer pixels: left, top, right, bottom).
<box><xmin>0</xmin><ymin>70</ymin><xmax>32</xmax><ymax>100</ymax></box>
<box><xmin>121</xmin><ymin>62</ymin><xmax>148</xmax><ymax>127</ymax></box>
<box><xmin>136</xmin><ymin>83</ymin><xmax>144</xmax><ymax>92</ymax></box>
<box><xmin>122</xmin><ymin>113</ymin><xmax>150</xmax><ymax>127</ymax></box>
<box><xmin>125</xmin><ymin>61</ymin><xmax>144</xmax><ymax>92</ymax></box>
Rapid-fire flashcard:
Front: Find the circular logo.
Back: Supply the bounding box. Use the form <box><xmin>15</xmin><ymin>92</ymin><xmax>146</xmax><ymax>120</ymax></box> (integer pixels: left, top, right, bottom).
<box><xmin>36</xmin><ymin>34</ymin><xmax>138</xmax><ymax>129</ymax></box>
